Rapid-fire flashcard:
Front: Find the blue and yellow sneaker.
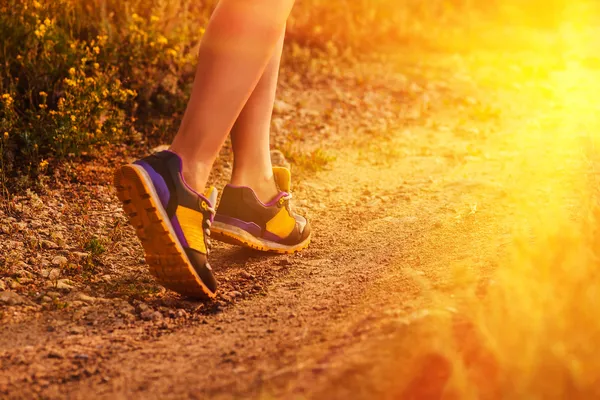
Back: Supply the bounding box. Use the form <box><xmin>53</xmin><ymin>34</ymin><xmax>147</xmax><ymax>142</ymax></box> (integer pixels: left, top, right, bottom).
<box><xmin>114</xmin><ymin>150</ymin><xmax>218</xmax><ymax>299</ymax></box>
<box><xmin>211</xmin><ymin>167</ymin><xmax>311</xmax><ymax>254</ymax></box>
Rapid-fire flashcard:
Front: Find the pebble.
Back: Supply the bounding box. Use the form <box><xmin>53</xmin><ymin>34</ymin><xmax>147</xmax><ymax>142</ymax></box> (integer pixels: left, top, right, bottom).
<box><xmin>0</xmin><ymin>291</ymin><xmax>30</xmax><ymax>306</ymax></box>
<box><xmin>46</xmin><ymin>291</ymin><xmax>60</xmax><ymax>299</ymax></box>
<box><xmin>69</xmin><ymin>326</ymin><xmax>85</xmax><ymax>335</ymax></box>
<box><xmin>73</xmin><ymin>292</ymin><xmax>96</xmax><ymax>304</ymax></box>
<box><xmin>15</xmin><ymin>263</ymin><xmax>30</xmax><ymax>273</ymax></box>
<box><xmin>46</xmin><ymin>279</ymin><xmax>74</xmax><ymax>291</ymax></box>
<box><xmin>6</xmin><ymin>278</ymin><xmax>20</xmax><ymax>290</ymax></box>
<box><xmin>228</xmin><ymin>291</ymin><xmax>242</xmax><ymax>299</ymax></box>
<box><xmin>273</xmin><ymin>100</ymin><xmax>294</xmax><ymax>114</ymax></box>
<box><xmin>136</xmin><ymin>303</ymin><xmax>149</xmax><ymax>313</ymax></box>
<box><xmin>240</xmin><ymin>271</ymin><xmax>255</xmax><ymax>280</ymax></box>
<box><xmin>47</xmin><ymin>350</ymin><xmax>64</xmax><ymax>359</ymax></box>
<box><xmin>51</xmin><ymin>256</ymin><xmax>68</xmax><ymax>267</ymax></box>
<box><xmin>42</xmin><ymin>240</ymin><xmax>59</xmax><ymax>249</ymax></box>
<box><xmin>41</xmin><ymin>296</ymin><xmax>52</xmax><ymax>303</ymax></box>
<box><xmin>72</xmin><ymin>252</ymin><xmax>90</xmax><ymax>261</ymax></box>
<box><xmin>141</xmin><ymin>310</ymin><xmax>162</xmax><ymax>321</ymax></box>
<box><xmin>0</xmin><ymin>280</ymin><xmax>5</xmax><ymax>291</ymax></box>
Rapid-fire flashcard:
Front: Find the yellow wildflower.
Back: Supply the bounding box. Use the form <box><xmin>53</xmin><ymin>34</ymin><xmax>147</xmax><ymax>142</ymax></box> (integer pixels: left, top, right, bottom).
<box><xmin>150</xmin><ymin>15</ymin><xmax>159</xmax><ymax>23</ymax></box>
<box><xmin>157</xmin><ymin>35</ymin><xmax>168</xmax><ymax>45</ymax></box>
<box><xmin>93</xmin><ymin>63</ymin><xmax>100</xmax><ymax>69</ymax></box>
<box><xmin>64</xmin><ymin>78</ymin><xmax>76</xmax><ymax>87</ymax></box>
<box><xmin>39</xmin><ymin>159</ymin><xmax>49</xmax><ymax>170</ymax></box>
<box><xmin>3</xmin><ymin>132</ymin><xmax>8</xmax><ymax>140</ymax></box>
<box><xmin>68</xmin><ymin>67</ymin><xmax>76</xmax><ymax>75</ymax></box>
<box><xmin>1</xmin><ymin>93</ymin><xmax>13</xmax><ymax>106</ymax></box>
<box><xmin>33</xmin><ymin>0</ymin><xmax>41</xmax><ymax>9</ymax></box>
<box><xmin>70</xmin><ymin>115</ymin><xmax>76</xmax><ymax>122</ymax></box>
<box><xmin>93</xmin><ymin>46</ymin><xmax>100</xmax><ymax>54</ymax></box>
<box><xmin>44</xmin><ymin>18</ymin><xmax>51</xmax><ymax>26</ymax></box>
<box><xmin>39</xmin><ymin>91</ymin><xmax>48</xmax><ymax>97</ymax></box>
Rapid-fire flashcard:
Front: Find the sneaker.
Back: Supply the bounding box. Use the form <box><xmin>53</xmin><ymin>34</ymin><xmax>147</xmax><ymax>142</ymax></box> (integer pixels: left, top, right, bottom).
<box><xmin>211</xmin><ymin>167</ymin><xmax>311</xmax><ymax>253</ymax></box>
<box><xmin>114</xmin><ymin>150</ymin><xmax>218</xmax><ymax>299</ymax></box>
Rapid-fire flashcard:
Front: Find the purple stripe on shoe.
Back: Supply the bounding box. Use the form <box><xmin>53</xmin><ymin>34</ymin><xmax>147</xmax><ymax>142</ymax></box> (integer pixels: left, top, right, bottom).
<box><xmin>134</xmin><ymin>160</ymin><xmax>170</xmax><ymax>209</ymax></box>
<box><xmin>134</xmin><ymin>159</ymin><xmax>190</xmax><ymax>248</ymax></box>
<box><xmin>215</xmin><ymin>214</ymin><xmax>262</xmax><ymax>237</ymax></box>
<box><xmin>262</xmin><ymin>230</ymin><xmax>283</xmax><ymax>243</ymax></box>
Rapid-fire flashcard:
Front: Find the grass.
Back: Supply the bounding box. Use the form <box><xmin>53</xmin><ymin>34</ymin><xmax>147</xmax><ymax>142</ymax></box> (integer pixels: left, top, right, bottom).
<box><xmin>280</xmin><ymin>145</ymin><xmax>335</xmax><ymax>174</ymax></box>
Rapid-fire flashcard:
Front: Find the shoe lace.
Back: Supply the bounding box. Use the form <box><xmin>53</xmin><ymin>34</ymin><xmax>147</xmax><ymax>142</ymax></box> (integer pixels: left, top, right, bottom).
<box><xmin>204</xmin><ymin>206</ymin><xmax>216</xmax><ymax>254</ymax></box>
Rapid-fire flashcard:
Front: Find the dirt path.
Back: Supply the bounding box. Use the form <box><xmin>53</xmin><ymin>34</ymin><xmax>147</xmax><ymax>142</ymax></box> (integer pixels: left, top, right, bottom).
<box><xmin>2</xmin><ymin>22</ymin><xmax>596</xmax><ymax>399</ymax></box>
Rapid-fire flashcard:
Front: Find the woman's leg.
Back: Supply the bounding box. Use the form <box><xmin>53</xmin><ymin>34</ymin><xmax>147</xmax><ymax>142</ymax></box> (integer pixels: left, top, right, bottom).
<box><xmin>170</xmin><ymin>0</ymin><xmax>295</xmax><ymax>193</ymax></box>
<box><xmin>229</xmin><ymin>29</ymin><xmax>285</xmax><ymax>203</ymax></box>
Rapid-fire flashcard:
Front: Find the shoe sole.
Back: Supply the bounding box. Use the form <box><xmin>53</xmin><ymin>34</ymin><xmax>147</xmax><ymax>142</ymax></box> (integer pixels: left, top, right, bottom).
<box><xmin>114</xmin><ymin>164</ymin><xmax>217</xmax><ymax>300</ymax></box>
<box><xmin>211</xmin><ymin>221</ymin><xmax>311</xmax><ymax>254</ymax></box>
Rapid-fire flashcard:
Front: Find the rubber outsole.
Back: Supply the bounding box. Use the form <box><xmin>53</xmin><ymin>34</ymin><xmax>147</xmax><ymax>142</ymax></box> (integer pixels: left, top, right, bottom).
<box><xmin>114</xmin><ymin>164</ymin><xmax>217</xmax><ymax>300</ymax></box>
<box><xmin>211</xmin><ymin>221</ymin><xmax>311</xmax><ymax>254</ymax></box>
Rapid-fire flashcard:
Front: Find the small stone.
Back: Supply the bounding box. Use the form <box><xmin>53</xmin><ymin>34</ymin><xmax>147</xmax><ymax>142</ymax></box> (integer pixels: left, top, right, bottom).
<box><xmin>49</xmin><ymin>279</ymin><xmax>74</xmax><ymax>291</ymax></box>
<box><xmin>69</xmin><ymin>326</ymin><xmax>85</xmax><ymax>335</ymax></box>
<box><xmin>240</xmin><ymin>271</ymin><xmax>255</xmax><ymax>280</ymax></box>
<box><xmin>48</xmin><ymin>350</ymin><xmax>64</xmax><ymax>359</ymax></box>
<box><xmin>46</xmin><ymin>291</ymin><xmax>60</xmax><ymax>299</ymax></box>
<box><xmin>52</xmin><ymin>256</ymin><xmax>68</xmax><ymax>267</ymax></box>
<box><xmin>6</xmin><ymin>278</ymin><xmax>20</xmax><ymax>290</ymax></box>
<box><xmin>0</xmin><ymin>291</ymin><xmax>30</xmax><ymax>306</ymax></box>
<box><xmin>15</xmin><ymin>263</ymin><xmax>30</xmax><ymax>273</ymax></box>
<box><xmin>140</xmin><ymin>310</ymin><xmax>162</xmax><ymax>321</ymax></box>
<box><xmin>119</xmin><ymin>304</ymin><xmax>135</xmax><ymax>315</ymax></box>
<box><xmin>72</xmin><ymin>252</ymin><xmax>90</xmax><ymax>261</ymax></box>
<box><xmin>74</xmin><ymin>353</ymin><xmax>89</xmax><ymax>361</ymax></box>
<box><xmin>42</xmin><ymin>240</ymin><xmax>59</xmax><ymax>249</ymax></box>
<box><xmin>253</xmin><ymin>284</ymin><xmax>263</xmax><ymax>291</ymax></box>
<box><xmin>73</xmin><ymin>292</ymin><xmax>96</xmax><ymax>304</ymax></box>
<box><xmin>41</xmin><ymin>296</ymin><xmax>52</xmax><ymax>303</ymax></box>
<box><xmin>136</xmin><ymin>303</ymin><xmax>150</xmax><ymax>313</ymax></box>
<box><xmin>101</xmin><ymin>274</ymin><xmax>112</xmax><ymax>283</ymax></box>
<box><xmin>1</xmin><ymin>224</ymin><xmax>10</xmax><ymax>234</ymax></box>
<box><xmin>228</xmin><ymin>291</ymin><xmax>242</xmax><ymax>299</ymax></box>
<box><xmin>273</xmin><ymin>99</ymin><xmax>294</xmax><ymax>114</ymax></box>
<box><xmin>14</xmin><ymin>222</ymin><xmax>27</xmax><ymax>231</ymax></box>
<box><xmin>0</xmin><ymin>280</ymin><xmax>6</xmax><ymax>291</ymax></box>
<box><xmin>40</xmin><ymin>269</ymin><xmax>50</xmax><ymax>278</ymax></box>
<box><xmin>176</xmin><ymin>309</ymin><xmax>188</xmax><ymax>318</ymax></box>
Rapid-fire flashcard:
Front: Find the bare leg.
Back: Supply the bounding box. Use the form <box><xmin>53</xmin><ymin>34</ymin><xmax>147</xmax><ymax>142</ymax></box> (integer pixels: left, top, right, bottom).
<box><xmin>229</xmin><ymin>30</ymin><xmax>285</xmax><ymax>202</ymax></box>
<box><xmin>170</xmin><ymin>0</ymin><xmax>295</xmax><ymax>193</ymax></box>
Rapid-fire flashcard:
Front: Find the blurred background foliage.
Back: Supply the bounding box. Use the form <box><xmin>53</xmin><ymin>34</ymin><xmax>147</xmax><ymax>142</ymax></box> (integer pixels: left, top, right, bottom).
<box><xmin>0</xmin><ymin>0</ymin><xmax>573</xmax><ymax>186</ymax></box>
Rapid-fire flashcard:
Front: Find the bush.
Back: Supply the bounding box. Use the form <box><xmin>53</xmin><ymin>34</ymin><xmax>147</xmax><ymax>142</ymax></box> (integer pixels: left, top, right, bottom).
<box><xmin>0</xmin><ymin>0</ymin><xmax>214</xmax><ymax>184</ymax></box>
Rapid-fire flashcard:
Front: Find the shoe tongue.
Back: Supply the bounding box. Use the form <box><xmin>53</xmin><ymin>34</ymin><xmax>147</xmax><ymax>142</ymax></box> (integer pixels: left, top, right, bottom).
<box><xmin>205</xmin><ymin>186</ymin><xmax>218</xmax><ymax>207</ymax></box>
<box><xmin>273</xmin><ymin>167</ymin><xmax>291</xmax><ymax>192</ymax></box>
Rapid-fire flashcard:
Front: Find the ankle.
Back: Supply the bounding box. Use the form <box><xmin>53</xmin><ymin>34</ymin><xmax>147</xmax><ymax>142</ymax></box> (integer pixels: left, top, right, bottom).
<box><xmin>230</xmin><ymin>169</ymin><xmax>279</xmax><ymax>203</ymax></box>
<box><xmin>174</xmin><ymin>153</ymin><xmax>211</xmax><ymax>195</ymax></box>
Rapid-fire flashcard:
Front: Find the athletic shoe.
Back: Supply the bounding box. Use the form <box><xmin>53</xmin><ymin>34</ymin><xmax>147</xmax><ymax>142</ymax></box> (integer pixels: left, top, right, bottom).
<box><xmin>211</xmin><ymin>167</ymin><xmax>311</xmax><ymax>253</ymax></box>
<box><xmin>114</xmin><ymin>150</ymin><xmax>218</xmax><ymax>299</ymax></box>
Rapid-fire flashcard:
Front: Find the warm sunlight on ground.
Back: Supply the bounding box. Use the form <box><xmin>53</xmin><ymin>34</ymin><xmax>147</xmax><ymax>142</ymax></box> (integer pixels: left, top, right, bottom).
<box><xmin>386</xmin><ymin>2</ymin><xmax>600</xmax><ymax>398</ymax></box>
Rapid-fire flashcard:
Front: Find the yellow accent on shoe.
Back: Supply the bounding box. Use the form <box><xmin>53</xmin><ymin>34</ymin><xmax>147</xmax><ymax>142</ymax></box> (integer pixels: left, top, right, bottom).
<box><xmin>273</xmin><ymin>167</ymin><xmax>291</xmax><ymax>192</ymax></box>
<box><xmin>265</xmin><ymin>207</ymin><xmax>296</xmax><ymax>238</ymax></box>
<box><xmin>175</xmin><ymin>206</ymin><xmax>207</xmax><ymax>254</ymax></box>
